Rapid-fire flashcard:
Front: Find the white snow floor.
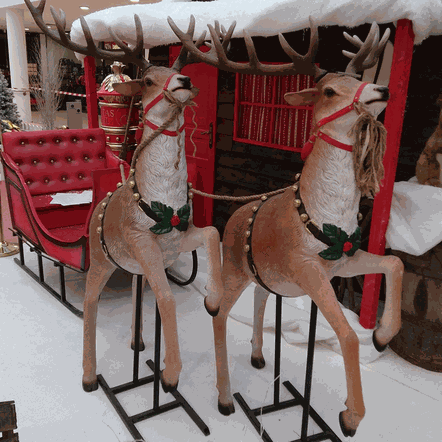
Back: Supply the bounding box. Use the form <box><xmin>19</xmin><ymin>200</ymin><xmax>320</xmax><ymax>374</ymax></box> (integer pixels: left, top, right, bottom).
<box><xmin>1</xmin><ymin>242</ymin><xmax>441</xmax><ymax>442</ymax></box>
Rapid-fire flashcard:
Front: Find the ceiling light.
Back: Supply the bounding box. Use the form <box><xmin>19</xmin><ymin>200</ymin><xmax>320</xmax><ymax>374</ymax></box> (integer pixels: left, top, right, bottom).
<box><xmin>80</xmin><ymin>6</ymin><xmax>90</xmax><ymax>10</ymax></box>
<box><xmin>130</xmin><ymin>0</ymin><xmax>140</xmax><ymax>3</ymax></box>
<box><xmin>25</xmin><ymin>27</ymin><xmax>29</xmax><ymax>31</ymax></box>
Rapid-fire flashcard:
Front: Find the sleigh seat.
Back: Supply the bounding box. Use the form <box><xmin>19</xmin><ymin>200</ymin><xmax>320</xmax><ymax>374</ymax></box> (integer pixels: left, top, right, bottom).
<box><xmin>1</xmin><ymin>128</ymin><xmax>129</xmax><ymax>316</ymax></box>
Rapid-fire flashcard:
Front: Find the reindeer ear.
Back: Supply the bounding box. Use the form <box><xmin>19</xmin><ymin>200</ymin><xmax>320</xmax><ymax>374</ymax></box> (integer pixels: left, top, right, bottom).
<box><xmin>112</xmin><ymin>80</ymin><xmax>144</xmax><ymax>96</ymax></box>
<box><xmin>284</xmin><ymin>88</ymin><xmax>320</xmax><ymax>106</ymax></box>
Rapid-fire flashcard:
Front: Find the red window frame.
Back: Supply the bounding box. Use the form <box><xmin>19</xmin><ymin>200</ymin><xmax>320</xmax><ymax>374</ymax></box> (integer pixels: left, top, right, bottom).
<box><xmin>233</xmin><ymin>64</ymin><xmax>316</xmax><ymax>153</ymax></box>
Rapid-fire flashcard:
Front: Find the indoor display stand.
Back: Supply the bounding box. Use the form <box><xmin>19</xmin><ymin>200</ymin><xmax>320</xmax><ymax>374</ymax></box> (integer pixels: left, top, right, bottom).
<box><xmin>234</xmin><ymin>296</ymin><xmax>342</xmax><ymax>442</ymax></box>
<box><xmin>97</xmin><ymin>264</ymin><xmax>210</xmax><ymax>441</ymax></box>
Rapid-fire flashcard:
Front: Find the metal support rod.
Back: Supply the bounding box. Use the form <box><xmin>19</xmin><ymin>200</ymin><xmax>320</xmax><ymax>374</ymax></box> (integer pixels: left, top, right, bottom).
<box><xmin>18</xmin><ymin>236</ymin><xmax>24</xmax><ymax>266</ymax></box>
<box><xmin>133</xmin><ymin>275</ymin><xmax>143</xmax><ymax>384</ymax></box>
<box><xmin>37</xmin><ymin>251</ymin><xmax>44</xmax><ymax>282</ymax></box>
<box><xmin>154</xmin><ymin>302</ymin><xmax>162</xmax><ymax>410</ymax></box>
<box><xmin>301</xmin><ymin>301</ymin><xmax>318</xmax><ymax>440</ymax></box>
<box><xmin>274</xmin><ymin>295</ymin><xmax>282</xmax><ymax>405</ymax></box>
<box><xmin>58</xmin><ymin>264</ymin><xmax>66</xmax><ymax>303</ymax></box>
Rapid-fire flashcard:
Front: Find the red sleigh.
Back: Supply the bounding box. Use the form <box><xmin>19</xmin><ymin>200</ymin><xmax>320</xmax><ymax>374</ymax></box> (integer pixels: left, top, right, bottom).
<box><xmin>0</xmin><ymin>128</ymin><xmax>128</xmax><ymax>316</ymax></box>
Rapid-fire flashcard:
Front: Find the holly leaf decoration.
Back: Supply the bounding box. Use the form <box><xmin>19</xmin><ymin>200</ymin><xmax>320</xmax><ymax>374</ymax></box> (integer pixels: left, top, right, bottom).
<box><xmin>150</xmin><ymin>220</ymin><xmax>173</xmax><ymax>235</ymax></box>
<box><xmin>151</xmin><ymin>201</ymin><xmax>173</xmax><ymax>220</ymax></box>
<box><xmin>319</xmin><ymin>243</ymin><xmax>345</xmax><ymax>261</ymax></box>
<box><xmin>323</xmin><ymin>224</ymin><xmax>345</xmax><ymax>244</ymax></box>
<box><xmin>177</xmin><ymin>204</ymin><xmax>191</xmax><ymax>222</ymax></box>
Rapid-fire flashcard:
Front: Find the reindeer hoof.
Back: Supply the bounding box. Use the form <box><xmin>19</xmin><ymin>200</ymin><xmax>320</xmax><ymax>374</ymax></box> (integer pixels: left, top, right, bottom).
<box><xmin>339</xmin><ymin>412</ymin><xmax>356</xmax><ymax>438</ymax></box>
<box><xmin>372</xmin><ymin>331</ymin><xmax>388</xmax><ymax>353</ymax></box>
<box><xmin>160</xmin><ymin>370</ymin><xmax>178</xmax><ymax>393</ymax></box>
<box><xmin>82</xmin><ymin>380</ymin><xmax>98</xmax><ymax>393</ymax></box>
<box><xmin>251</xmin><ymin>356</ymin><xmax>266</xmax><ymax>369</ymax></box>
<box><xmin>204</xmin><ymin>296</ymin><xmax>219</xmax><ymax>317</ymax></box>
<box><xmin>131</xmin><ymin>341</ymin><xmax>146</xmax><ymax>352</ymax></box>
<box><xmin>218</xmin><ymin>401</ymin><xmax>235</xmax><ymax>416</ymax></box>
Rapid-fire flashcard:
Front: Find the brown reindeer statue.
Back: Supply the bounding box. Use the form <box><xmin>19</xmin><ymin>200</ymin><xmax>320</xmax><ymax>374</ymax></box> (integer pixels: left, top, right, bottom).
<box><xmin>25</xmin><ymin>0</ymin><xmax>225</xmax><ymax>394</ymax></box>
<box><xmin>170</xmin><ymin>18</ymin><xmax>403</xmax><ymax>437</ymax></box>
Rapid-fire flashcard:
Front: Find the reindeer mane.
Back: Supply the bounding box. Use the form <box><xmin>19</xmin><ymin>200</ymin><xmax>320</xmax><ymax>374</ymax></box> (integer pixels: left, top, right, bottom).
<box><xmin>350</xmin><ymin>104</ymin><xmax>387</xmax><ymax>197</ymax></box>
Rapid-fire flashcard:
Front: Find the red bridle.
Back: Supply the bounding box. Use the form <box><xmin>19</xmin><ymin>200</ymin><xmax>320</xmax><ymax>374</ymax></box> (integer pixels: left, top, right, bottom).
<box><xmin>138</xmin><ymin>73</ymin><xmax>185</xmax><ymax>137</ymax></box>
<box><xmin>301</xmin><ymin>82</ymin><xmax>369</xmax><ymax>161</ymax></box>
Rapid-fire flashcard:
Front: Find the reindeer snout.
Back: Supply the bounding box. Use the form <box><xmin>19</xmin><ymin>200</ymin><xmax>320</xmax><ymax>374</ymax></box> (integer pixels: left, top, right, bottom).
<box><xmin>179</xmin><ymin>76</ymin><xmax>192</xmax><ymax>90</ymax></box>
<box><xmin>375</xmin><ymin>87</ymin><xmax>390</xmax><ymax>101</ymax></box>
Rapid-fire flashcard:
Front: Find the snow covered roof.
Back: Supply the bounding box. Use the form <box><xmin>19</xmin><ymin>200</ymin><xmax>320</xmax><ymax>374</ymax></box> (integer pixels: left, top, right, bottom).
<box><xmin>70</xmin><ymin>0</ymin><xmax>442</xmax><ymax>58</ymax></box>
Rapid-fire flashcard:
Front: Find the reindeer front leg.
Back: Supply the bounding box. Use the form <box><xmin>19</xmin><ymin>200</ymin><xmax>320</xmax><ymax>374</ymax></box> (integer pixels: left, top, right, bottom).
<box><xmin>132</xmin><ymin>239</ymin><xmax>182</xmax><ymax>391</ymax></box>
<box><xmin>295</xmin><ymin>260</ymin><xmax>366</xmax><ymax>436</ymax></box>
<box><xmin>180</xmin><ymin>226</ymin><xmax>224</xmax><ymax>315</ymax></box>
<box><xmin>251</xmin><ymin>285</ymin><xmax>270</xmax><ymax>369</ymax></box>
<box><xmin>335</xmin><ymin>250</ymin><xmax>404</xmax><ymax>349</ymax></box>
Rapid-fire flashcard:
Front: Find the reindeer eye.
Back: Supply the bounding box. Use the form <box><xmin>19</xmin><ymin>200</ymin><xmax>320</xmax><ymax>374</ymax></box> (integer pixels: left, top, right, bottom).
<box><xmin>324</xmin><ymin>88</ymin><xmax>336</xmax><ymax>98</ymax></box>
<box><xmin>144</xmin><ymin>78</ymin><xmax>153</xmax><ymax>87</ymax></box>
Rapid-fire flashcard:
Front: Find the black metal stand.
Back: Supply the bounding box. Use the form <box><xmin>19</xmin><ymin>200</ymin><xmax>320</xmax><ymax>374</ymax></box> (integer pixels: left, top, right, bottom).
<box><xmin>97</xmin><ymin>274</ymin><xmax>210</xmax><ymax>441</ymax></box>
<box><xmin>13</xmin><ymin>234</ymin><xmax>84</xmax><ymax>318</ymax></box>
<box><xmin>234</xmin><ymin>296</ymin><xmax>342</xmax><ymax>442</ymax></box>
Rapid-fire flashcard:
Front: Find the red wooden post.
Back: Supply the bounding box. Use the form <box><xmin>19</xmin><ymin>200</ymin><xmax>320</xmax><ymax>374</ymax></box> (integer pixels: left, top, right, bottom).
<box><xmin>84</xmin><ymin>56</ymin><xmax>99</xmax><ymax>129</ymax></box>
<box><xmin>359</xmin><ymin>19</ymin><xmax>415</xmax><ymax>329</ymax></box>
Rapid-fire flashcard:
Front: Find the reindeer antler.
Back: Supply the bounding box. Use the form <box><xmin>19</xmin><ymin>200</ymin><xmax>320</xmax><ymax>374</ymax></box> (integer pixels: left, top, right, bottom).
<box><xmin>170</xmin><ymin>15</ymin><xmax>208</xmax><ymax>72</ymax></box>
<box><xmin>168</xmin><ymin>16</ymin><xmax>327</xmax><ymax>79</ymax></box>
<box><xmin>343</xmin><ymin>22</ymin><xmax>391</xmax><ymax>74</ymax></box>
<box><xmin>24</xmin><ymin>0</ymin><xmax>151</xmax><ymax>71</ymax></box>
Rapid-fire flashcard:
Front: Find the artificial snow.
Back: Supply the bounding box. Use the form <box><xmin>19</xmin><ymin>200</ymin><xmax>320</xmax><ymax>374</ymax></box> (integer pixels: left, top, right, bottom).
<box><xmin>70</xmin><ymin>0</ymin><xmax>442</xmax><ymax>60</ymax></box>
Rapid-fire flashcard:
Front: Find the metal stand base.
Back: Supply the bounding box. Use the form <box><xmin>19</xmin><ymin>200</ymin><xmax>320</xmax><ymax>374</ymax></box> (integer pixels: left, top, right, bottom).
<box><xmin>98</xmin><ymin>274</ymin><xmax>210</xmax><ymax>441</ymax></box>
<box><xmin>234</xmin><ymin>297</ymin><xmax>342</xmax><ymax>442</ymax></box>
<box><xmin>13</xmin><ymin>234</ymin><xmax>83</xmax><ymax>318</ymax></box>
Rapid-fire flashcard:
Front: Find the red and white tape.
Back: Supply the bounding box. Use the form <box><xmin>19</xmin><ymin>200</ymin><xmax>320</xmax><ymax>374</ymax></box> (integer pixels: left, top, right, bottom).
<box><xmin>9</xmin><ymin>87</ymin><xmax>87</xmax><ymax>98</ymax></box>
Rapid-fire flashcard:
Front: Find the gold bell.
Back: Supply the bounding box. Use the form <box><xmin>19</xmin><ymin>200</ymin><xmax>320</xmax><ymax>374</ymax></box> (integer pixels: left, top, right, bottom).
<box><xmin>295</xmin><ymin>173</ymin><xmax>301</xmax><ymax>181</ymax></box>
<box><xmin>116</xmin><ymin>182</ymin><xmax>123</xmax><ymax>188</ymax></box>
<box><xmin>101</xmin><ymin>202</ymin><xmax>107</xmax><ymax>208</ymax></box>
<box><xmin>244</xmin><ymin>244</ymin><xmax>250</xmax><ymax>252</ymax></box>
<box><xmin>130</xmin><ymin>168</ymin><xmax>135</xmax><ymax>175</ymax></box>
<box><xmin>133</xmin><ymin>193</ymin><xmax>140</xmax><ymax>201</ymax></box>
<box><xmin>252</xmin><ymin>206</ymin><xmax>258</xmax><ymax>212</ymax></box>
<box><xmin>98</xmin><ymin>214</ymin><xmax>104</xmax><ymax>220</ymax></box>
<box><xmin>245</xmin><ymin>230</ymin><xmax>251</xmax><ymax>238</ymax></box>
<box><xmin>96</xmin><ymin>227</ymin><xmax>102</xmax><ymax>234</ymax></box>
<box><xmin>188</xmin><ymin>182</ymin><xmax>193</xmax><ymax>189</ymax></box>
<box><xmin>300</xmin><ymin>213</ymin><xmax>309</xmax><ymax>223</ymax></box>
<box><xmin>188</xmin><ymin>191</ymin><xmax>194</xmax><ymax>200</ymax></box>
<box><xmin>129</xmin><ymin>181</ymin><xmax>135</xmax><ymax>188</ymax></box>
<box><xmin>292</xmin><ymin>184</ymin><xmax>299</xmax><ymax>192</ymax></box>
<box><xmin>107</xmin><ymin>192</ymin><xmax>113</xmax><ymax>197</ymax></box>
<box><xmin>358</xmin><ymin>212</ymin><xmax>363</xmax><ymax>221</ymax></box>
<box><xmin>247</xmin><ymin>218</ymin><xmax>254</xmax><ymax>224</ymax></box>
<box><xmin>294</xmin><ymin>199</ymin><xmax>302</xmax><ymax>208</ymax></box>
<box><xmin>261</xmin><ymin>195</ymin><xmax>267</xmax><ymax>201</ymax></box>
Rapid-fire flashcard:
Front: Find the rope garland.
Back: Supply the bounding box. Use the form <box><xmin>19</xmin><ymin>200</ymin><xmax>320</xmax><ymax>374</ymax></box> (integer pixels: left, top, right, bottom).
<box><xmin>188</xmin><ymin>183</ymin><xmax>293</xmax><ymax>202</ymax></box>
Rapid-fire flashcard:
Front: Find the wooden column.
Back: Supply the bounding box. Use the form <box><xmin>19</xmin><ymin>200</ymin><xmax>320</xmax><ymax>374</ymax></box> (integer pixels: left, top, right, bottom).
<box><xmin>359</xmin><ymin>19</ymin><xmax>415</xmax><ymax>329</ymax></box>
<box><xmin>84</xmin><ymin>56</ymin><xmax>99</xmax><ymax>128</ymax></box>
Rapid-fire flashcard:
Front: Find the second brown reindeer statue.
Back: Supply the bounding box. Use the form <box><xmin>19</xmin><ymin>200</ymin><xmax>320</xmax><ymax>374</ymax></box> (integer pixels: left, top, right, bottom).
<box><xmin>170</xmin><ymin>18</ymin><xmax>404</xmax><ymax>437</ymax></box>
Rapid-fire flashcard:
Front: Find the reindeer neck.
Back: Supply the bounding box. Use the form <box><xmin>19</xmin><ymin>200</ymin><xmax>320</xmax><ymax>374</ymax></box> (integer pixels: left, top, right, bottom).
<box><xmin>134</xmin><ymin>122</ymin><xmax>188</xmax><ymax>210</ymax></box>
<box><xmin>299</xmin><ymin>139</ymin><xmax>361</xmax><ymax>232</ymax></box>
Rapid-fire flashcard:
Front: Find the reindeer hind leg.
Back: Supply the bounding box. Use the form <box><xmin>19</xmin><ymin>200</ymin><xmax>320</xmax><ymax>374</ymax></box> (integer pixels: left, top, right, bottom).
<box><xmin>251</xmin><ymin>285</ymin><xmax>270</xmax><ymax>369</ymax></box>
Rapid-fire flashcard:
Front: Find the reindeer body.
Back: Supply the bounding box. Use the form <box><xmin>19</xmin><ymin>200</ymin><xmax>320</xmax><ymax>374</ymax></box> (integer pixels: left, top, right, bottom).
<box><xmin>205</xmin><ymin>74</ymin><xmax>403</xmax><ymax>435</ymax></box>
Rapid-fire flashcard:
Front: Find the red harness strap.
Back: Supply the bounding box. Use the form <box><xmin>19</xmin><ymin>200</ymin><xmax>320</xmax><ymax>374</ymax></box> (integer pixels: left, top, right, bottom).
<box><xmin>301</xmin><ymin>82</ymin><xmax>368</xmax><ymax>161</ymax></box>
<box><xmin>139</xmin><ymin>73</ymin><xmax>185</xmax><ymax>137</ymax></box>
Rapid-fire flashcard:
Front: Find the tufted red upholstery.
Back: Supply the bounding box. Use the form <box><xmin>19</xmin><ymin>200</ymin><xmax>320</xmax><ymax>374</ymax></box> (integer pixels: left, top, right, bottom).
<box><xmin>2</xmin><ymin>128</ymin><xmax>108</xmax><ymax>196</ymax></box>
<box><xmin>1</xmin><ymin>128</ymin><xmax>128</xmax><ymax>271</ymax></box>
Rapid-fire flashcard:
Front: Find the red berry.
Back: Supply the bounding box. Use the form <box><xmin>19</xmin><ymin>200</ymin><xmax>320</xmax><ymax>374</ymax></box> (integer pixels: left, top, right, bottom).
<box><xmin>170</xmin><ymin>215</ymin><xmax>180</xmax><ymax>227</ymax></box>
<box><xmin>343</xmin><ymin>241</ymin><xmax>353</xmax><ymax>252</ymax></box>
